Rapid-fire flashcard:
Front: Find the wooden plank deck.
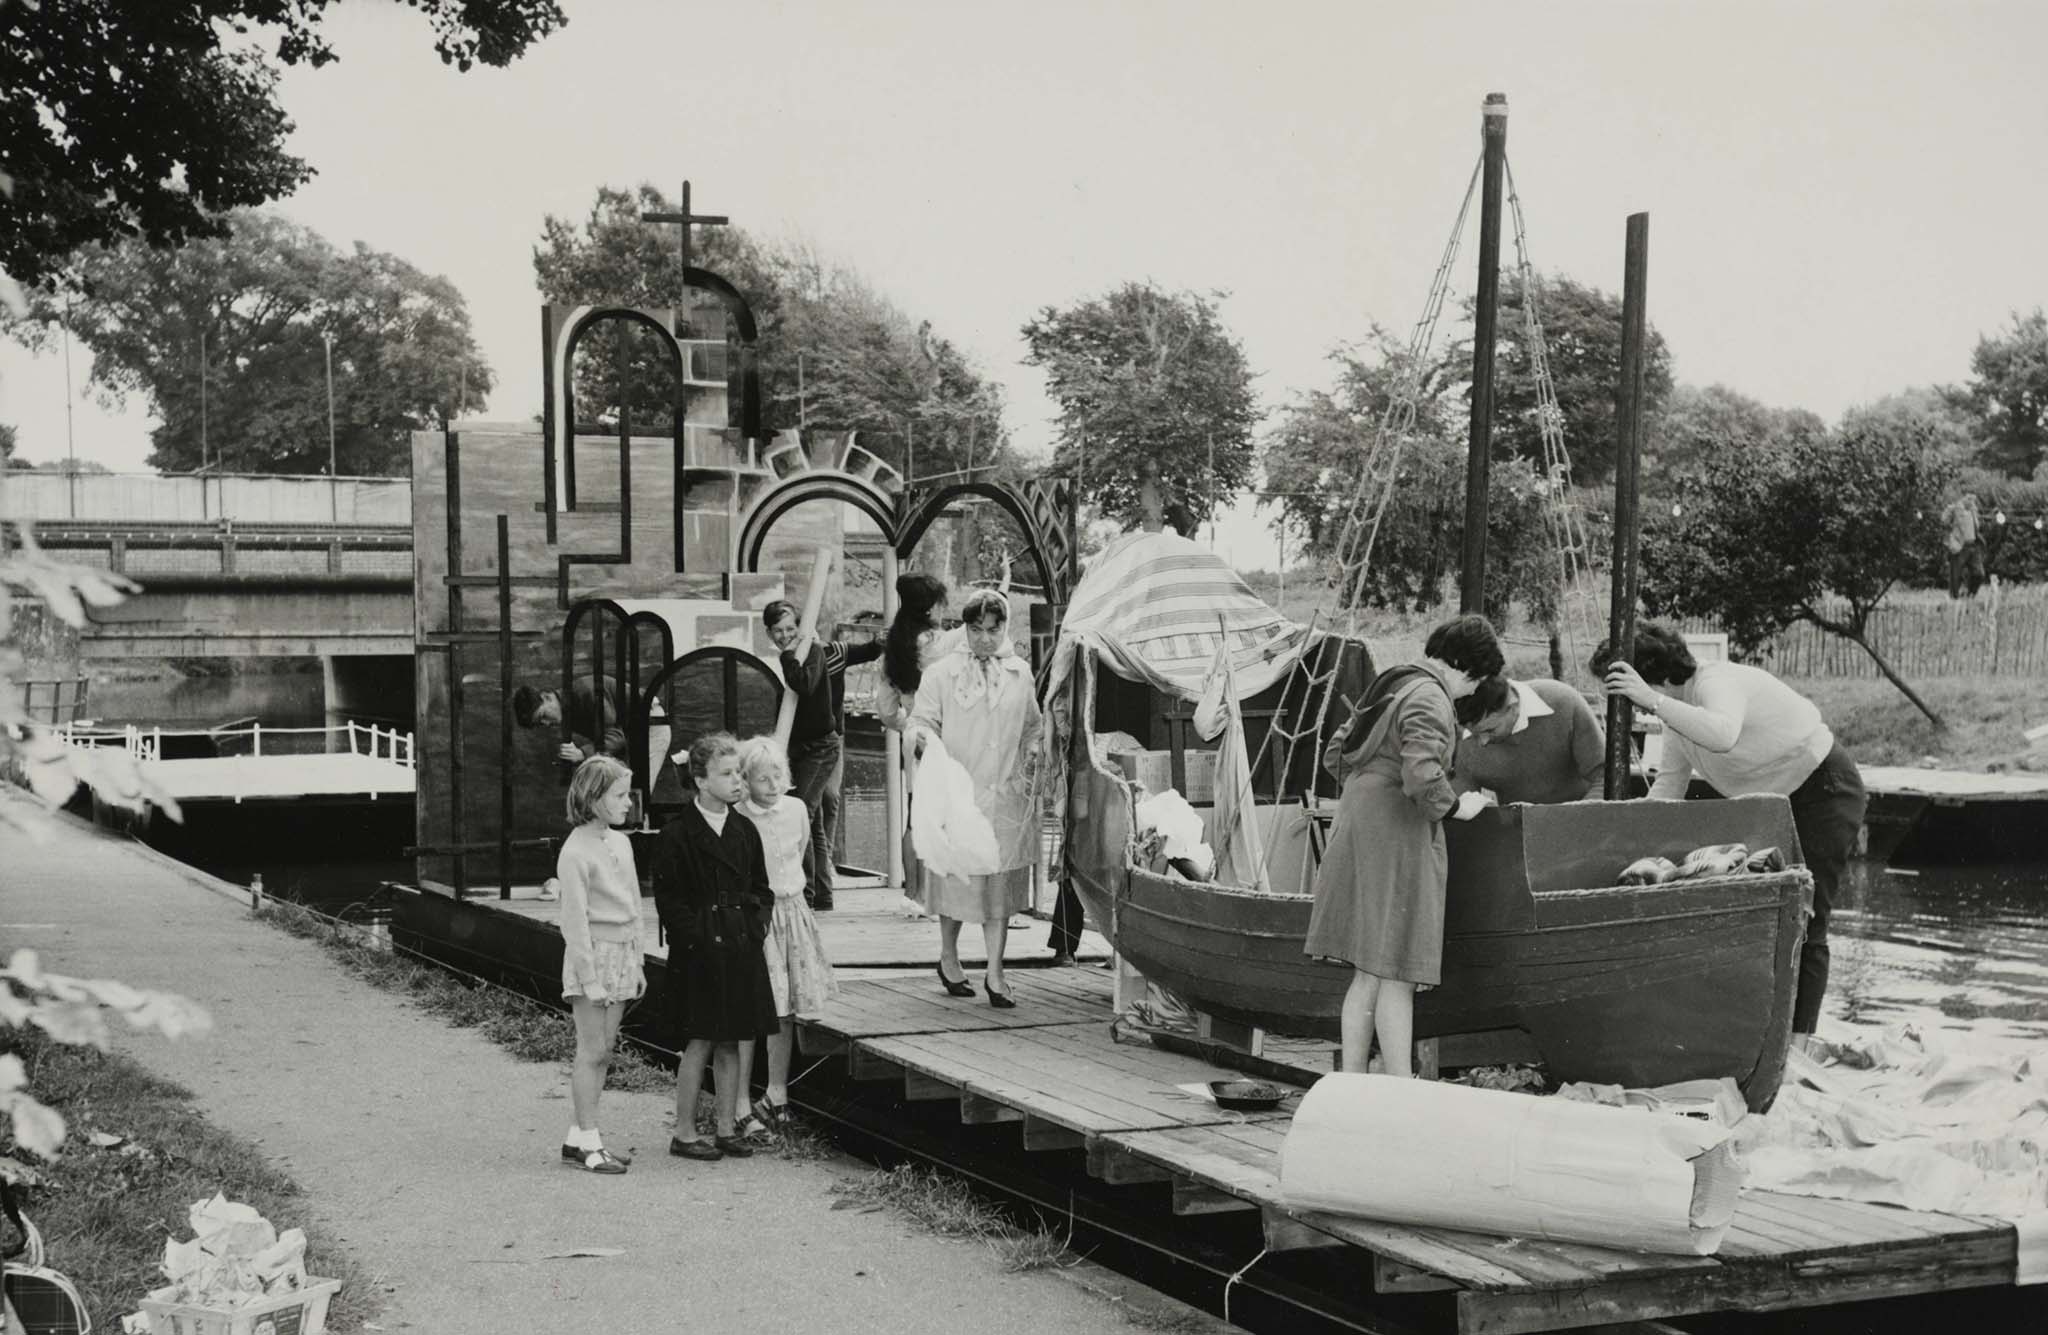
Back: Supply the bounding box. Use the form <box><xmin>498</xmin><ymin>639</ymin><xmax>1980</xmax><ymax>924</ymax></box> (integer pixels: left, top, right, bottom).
<box><xmin>795</xmin><ymin>972</ymin><xmax>2022</xmax><ymax>1334</ymax></box>
<box><xmin>1860</xmin><ymin>765</ymin><xmax>2048</xmax><ymax>803</ymax></box>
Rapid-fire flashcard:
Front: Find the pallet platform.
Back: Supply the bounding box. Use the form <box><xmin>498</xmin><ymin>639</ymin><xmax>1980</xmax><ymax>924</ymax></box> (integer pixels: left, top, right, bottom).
<box><xmin>793</xmin><ymin>974</ymin><xmax>2022</xmax><ymax>1334</ymax></box>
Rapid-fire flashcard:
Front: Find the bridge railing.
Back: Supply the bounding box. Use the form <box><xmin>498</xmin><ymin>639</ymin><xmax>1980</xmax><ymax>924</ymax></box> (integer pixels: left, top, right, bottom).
<box><xmin>58</xmin><ymin>721</ymin><xmax>415</xmax><ymax>768</ymax></box>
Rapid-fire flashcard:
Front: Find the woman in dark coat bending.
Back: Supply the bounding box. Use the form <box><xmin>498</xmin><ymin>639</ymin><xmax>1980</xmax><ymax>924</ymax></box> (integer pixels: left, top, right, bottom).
<box><xmin>652</xmin><ymin>731</ymin><xmax>780</xmax><ymax>1160</ymax></box>
<box><xmin>1305</xmin><ymin>616</ymin><xmax>1502</xmax><ymax>1076</ymax></box>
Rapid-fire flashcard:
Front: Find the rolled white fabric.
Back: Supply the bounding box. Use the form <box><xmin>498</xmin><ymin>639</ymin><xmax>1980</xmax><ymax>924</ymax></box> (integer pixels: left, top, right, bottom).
<box><xmin>1280</xmin><ymin>1074</ymin><xmax>1743</xmax><ymax>1255</ymax></box>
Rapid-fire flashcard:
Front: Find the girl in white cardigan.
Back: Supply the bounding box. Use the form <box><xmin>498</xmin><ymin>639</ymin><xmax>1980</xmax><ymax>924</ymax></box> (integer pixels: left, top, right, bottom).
<box><xmin>556</xmin><ymin>754</ymin><xmax>645</xmax><ymax>1174</ymax></box>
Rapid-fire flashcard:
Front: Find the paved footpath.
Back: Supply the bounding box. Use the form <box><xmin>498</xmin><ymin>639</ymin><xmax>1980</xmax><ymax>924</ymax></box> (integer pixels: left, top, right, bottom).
<box><xmin>3</xmin><ymin>791</ymin><xmax>1207</xmax><ymax>1335</ymax></box>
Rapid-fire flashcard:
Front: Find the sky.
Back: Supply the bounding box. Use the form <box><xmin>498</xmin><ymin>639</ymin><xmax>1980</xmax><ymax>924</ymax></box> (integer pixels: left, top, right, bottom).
<box><xmin>4</xmin><ymin>0</ymin><xmax>2046</xmax><ymax>570</ymax></box>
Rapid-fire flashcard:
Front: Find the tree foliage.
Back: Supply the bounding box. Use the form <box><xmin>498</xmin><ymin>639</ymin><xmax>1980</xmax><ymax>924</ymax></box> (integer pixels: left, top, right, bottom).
<box><xmin>1022</xmin><ymin>282</ymin><xmax>1257</xmax><ymax>536</ymax></box>
<box><xmin>1641</xmin><ymin>396</ymin><xmax>1958</xmax><ymax>724</ymax></box>
<box><xmin>1448</xmin><ymin>272</ymin><xmax>1674</xmax><ymax>487</ymax></box>
<box><xmin>0</xmin><ymin>423</ymin><xmax>16</xmax><ymax>467</ymax></box>
<box><xmin>1263</xmin><ymin>330</ymin><xmax>1567</xmax><ymax>624</ymax></box>
<box><xmin>1</xmin><ymin>0</ymin><xmax>564</xmax><ymax>288</ymax></box>
<box><xmin>531</xmin><ymin>185</ymin><xmax>1004</xmax><ymax>480</ymax></box>
<box><xmin>11</xmin><ymin>212</ymin><xmax>493</xmax><ymax>475</ymax></box>
<box><xmin>1645</xmin><ymin>383</ymin><xmax>1826</xmax><ymax>484</ymax></box>
<box><xmin>1953</xmin><ymin>308</ymin><xmax>2048</xmax><ymax>478</ymax></box>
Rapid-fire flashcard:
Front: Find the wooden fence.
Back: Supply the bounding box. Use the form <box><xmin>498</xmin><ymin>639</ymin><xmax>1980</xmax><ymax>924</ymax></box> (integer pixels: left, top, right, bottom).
<box><xmin>1680</xmin><ymin>584</ymin><xmax>2048</xmax><ymax>679</ymax></box>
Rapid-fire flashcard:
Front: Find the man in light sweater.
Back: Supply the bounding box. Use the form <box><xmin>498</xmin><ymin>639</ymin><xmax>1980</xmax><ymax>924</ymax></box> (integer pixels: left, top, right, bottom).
<box><xmin>1596</xmin><ymin>623</ymin><xmax>1866</xmax><ymax>1035</ymax></box>
<box><xmin>1452</xmin><ymin>675</ymin><xmax>1606</xmax><ymax>806</ymax></box>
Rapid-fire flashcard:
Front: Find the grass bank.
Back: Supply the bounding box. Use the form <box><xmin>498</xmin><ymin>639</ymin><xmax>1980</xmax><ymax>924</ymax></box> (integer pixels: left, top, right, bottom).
<box><xmin>1793</xmin><ymin>675</ymin><xmax>2043</xmax><ymax>770</ymax></box>
<box><xmin>254</xmin><ymin>897</ymin><xmax>671</xmax><ymax>1092</ymax></box>
<box><xmin>828</xmin><ymin>1162</ymin><xmax>1080</xmax><ymax>1274</ymax></box>
<box><xmin>3</xmin><ymin>1028</ymin><xmax>379</xmax><ymax>1334</ymax></box>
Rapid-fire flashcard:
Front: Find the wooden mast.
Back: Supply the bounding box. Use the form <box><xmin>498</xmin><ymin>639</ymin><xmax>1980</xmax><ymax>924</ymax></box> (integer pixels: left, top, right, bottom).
<box><xmin>1604</xmin><ymin>213</ymin><xmax>1651</xmax><ymax>799</ymax></box>
<box><xmin>1460</xmin><ymin>93</ymin><xmax>1510</xmax><ymax>614</ymax></box>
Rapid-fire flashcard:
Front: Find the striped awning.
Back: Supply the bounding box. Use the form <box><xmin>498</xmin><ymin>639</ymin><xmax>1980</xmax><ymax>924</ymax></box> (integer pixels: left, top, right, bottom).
<box><xmin>1049</xmin><ymin>530</ymin><xmax>1319</xmax><ymax>703</ymax></box>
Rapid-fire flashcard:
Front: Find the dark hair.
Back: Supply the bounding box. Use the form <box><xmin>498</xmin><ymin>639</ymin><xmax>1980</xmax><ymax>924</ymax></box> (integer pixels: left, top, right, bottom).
<box><xmin>1454</xmin><ymin>674</ymin><xmax>1510</xmax><ymax>727</ymax></box>
<box><xmin>761</xmin><ymin>599</ymin><xmax>798</xmax><ymax>631</ymax></box>
<box><xmin>960</xmin><ymin>588</ymin><xmax>1009</xmax><ymax>628</ymax></box>
<box><xmin>884</xmin><ymin>573</ymin><xmax>949</xmax><ymax>695</ymax></box>
<box><xmin>511</xmin><ymin>684</ymin><xmax>546</xmax><ymax>728</ymax></box>
<box><xmin>1591</xmin><ymin>622</ymin><xmax>1697</xmax><ymax>686</ymax></box>
<box><xmin>1422</xmin><ymin>614</ymin><xmax>1505</xmax><ymax>680</ymax></box>
<box><xmin>687</xmin><ymin>731</ymin><xmax>742</xmax><ymax>779</ymax></box>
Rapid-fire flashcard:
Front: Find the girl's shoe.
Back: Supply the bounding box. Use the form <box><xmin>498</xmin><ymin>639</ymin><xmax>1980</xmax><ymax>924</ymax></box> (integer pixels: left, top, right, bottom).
<box><xmin>567</xmin><ymin>1146</ymin><xmax>628</xmax><ymax>1174</ymax></box>
<box><xmin>668</xmin><ymin>1137</ymin><xmax>723</xmax><ymax>1161</ymax></box>
<box><xmin>936</xmin><ymin>963</ymin><xmax>975</xmax><ymax>998</ymax></box>
<box><xmin>560</xmin><ymin>1142</ymin><xmax>633</xmax><ymax>1166</ymax></box>
<box><xmin>753</xmin><ymin>1097</ymin><xmax>792</xmax><ymax>1131</ymax></box>
<box><xmin>734</xmin><ymin>1112</ymin><xmax>776</xmax><ymax>1147</ymax></box>
<box><xmin>986</xmin><ymin>980</ymin><xmax>1016</xmax><ymax>1010</ymax></box>
<box><xmin>713</xmin><ymin>1134</ymin><xmax>756</xmax><ymax>1158</ymax></box>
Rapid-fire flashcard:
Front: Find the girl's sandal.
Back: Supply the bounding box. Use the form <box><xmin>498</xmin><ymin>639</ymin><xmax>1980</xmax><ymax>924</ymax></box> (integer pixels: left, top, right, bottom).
<box><xmin>571</xmin><ymin>1146</ymin><xmax>628</xmax><ymax>1175</ymax></box>
<box><xmin>735</xmin><ymin>1112</ymin><xmax>776</xmax><ymax>1146</ymax></box>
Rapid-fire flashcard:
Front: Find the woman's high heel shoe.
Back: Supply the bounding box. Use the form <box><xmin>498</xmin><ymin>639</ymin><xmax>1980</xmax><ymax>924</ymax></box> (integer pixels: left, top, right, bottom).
<box><xmin>937</xmin><ymin>963</ymin><xmax>975</xmax><ymax>998</ymax></box>
<box><xmin>985</xmin><ymin>979</ymin><xmax>1016</xmax><ymax>1010</ymax></box>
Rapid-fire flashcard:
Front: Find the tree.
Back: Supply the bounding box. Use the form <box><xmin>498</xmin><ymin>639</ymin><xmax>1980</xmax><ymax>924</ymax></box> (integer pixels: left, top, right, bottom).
<box><xmin>1022</xmin><ymin>282</ymin><xmax>1257</xmax><ymax>536</ymax></box>
<box><xmin>0</xmin><ymin>423</ymin><xmax>18</xmax><ymax>468</ymax></box>
<box><xmin>1953</xmin><ymin>308</ymin><xmax>2048</xmax><ymax>477</ymax></box>
<box><xmin>1645</xmin><ymin>383</ymin><xmax>1825</xmax><ymax>484</ymax></box>
<box><xmin>1263</xmin><ymin>330</ymin><xmax>1566</xmax><ymax>625</ymax></box>
<box><xmin>1</xmin><ymin>0</ymin><xmax>564</xmax><ymax>289</ymax></box>
<box><xmin>532</xmin><ymin>186</ymin><xmax>1004</xmax><ymax>479</ymax></box>
<box><xmin>11</xmin><ymin>211</ymin><xmax>493</xmax><ymax>475</ymax></box>
<box><xmin>1641</xmin><ymin>396</ymin><xmax>1957</xmax><ymax>725</ymax></box>
<box><xmin>1449</xmin><ymin>272</ymin><xmax>1674</xmax><ymax>487</ymax></box>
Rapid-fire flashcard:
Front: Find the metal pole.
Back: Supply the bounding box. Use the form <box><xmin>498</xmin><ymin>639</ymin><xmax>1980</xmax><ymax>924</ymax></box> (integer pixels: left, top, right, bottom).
<box><xmin>62</xmin><ymin>295</ymin><xmax>77</xmax><ymax>518</ymax></box>
<box><xmin>323</xmin><ymin>332</ymin><xmax>338</xmax><ymax>521</ymax></box>
<box><xmin>798</xmin><ymin>352</ymin><xmax>808</xmax><ymax>431</ymax></box>
<box><xmin>883</xmin><ymin>544</ymin><xmax>904</xmax><ymax>889</ymax></box>
<box><xmin>1207</xmin><ymin>432</ymin><xmax>1216</xmax><ymax>549</ymax></box>
<box><xmin>199</xmin><ymin>328</ymin><xmax>209</xmax><ymax>519</ymax></box>
<box><xmin>1460</xmin><ymin>92</ymin><xmax>1509</xmax><ymax>614</ymax></box>
<box><xmin>1603</xmin><ymin>213</ymin><xmax>1651</xmax><ymax>801</ymax></box>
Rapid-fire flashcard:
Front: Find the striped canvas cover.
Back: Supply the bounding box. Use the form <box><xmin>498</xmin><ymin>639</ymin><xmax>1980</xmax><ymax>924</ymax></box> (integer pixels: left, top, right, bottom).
<box><xmin>1051</xmin><ymin>529</ymin><xmax>1317</xmax><ymax>703</ymax></box>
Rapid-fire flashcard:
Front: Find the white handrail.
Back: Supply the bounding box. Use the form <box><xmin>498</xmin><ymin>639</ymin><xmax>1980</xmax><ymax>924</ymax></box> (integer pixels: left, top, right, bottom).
<box><xmin>56</xmin><ymin>721</ymin><xmax>418</xmax><ymax>769</ymax></box>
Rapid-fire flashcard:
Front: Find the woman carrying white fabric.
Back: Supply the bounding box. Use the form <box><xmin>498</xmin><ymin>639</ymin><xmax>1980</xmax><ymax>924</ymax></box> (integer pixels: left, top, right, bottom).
<box><xmin>905</xmin><ymin>589</ymin><xmax>1042</xmax><ymax>1008</ymax></box>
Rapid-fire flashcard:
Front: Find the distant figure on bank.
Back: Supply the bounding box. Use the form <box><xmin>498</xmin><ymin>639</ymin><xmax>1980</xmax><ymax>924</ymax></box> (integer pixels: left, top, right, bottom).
<box><xmin>1943</xmin><ymin>492</ymin><xmax>1985</xmax><ymax>600</ymax></box>
<box><xmin>763</xmin><ymin>599</ymin><xmax>884</xmax><ymax>912</ymax></box>
<box><xmin>906</xmin><ymin>588</ymin><xmax>1041</xmax><ymax>1008</ymax></box>
<box><xmin>1596</xmin><ymin>623</ymin><xmax>1866</xmax><ymax>1035</ymax></box>
<box><xmin>1307</xmin><ymin>614</ymin><xmax>1501</xmax><ymax>1077</ymax></box>
<box><xmin>651</xmin><ymin>733</ymin><xmax>779</xmax><ymax>1162</ymax></box>
<box><xmin>729</xmin><ymin>736</ymin><xmax>839</xmax><ymax>1139</ymax></box>
<box><xmin>1452</xmin><ymin>674</ymin><xmax>1606</xmax><ymax>806</ymax></box>
<box><xmin>554</xmin><ymin>755</ymin><xmax>644</xmax><ymax>1175</ymax></box>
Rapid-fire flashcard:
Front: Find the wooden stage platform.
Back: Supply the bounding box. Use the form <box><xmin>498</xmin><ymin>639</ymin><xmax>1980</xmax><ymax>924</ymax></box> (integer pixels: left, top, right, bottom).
<box><xmin>790</xmin><ymin>969</ymin><xmax>2023</xmax><ymax>1334</ymax></box>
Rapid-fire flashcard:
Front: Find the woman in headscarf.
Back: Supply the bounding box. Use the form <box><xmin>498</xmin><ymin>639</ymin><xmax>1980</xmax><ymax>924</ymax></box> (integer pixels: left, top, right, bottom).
<box><xmin>1306</xmin><ymin>614</ymin><xmax>1502</xmax><ymax>1076</ymax></box>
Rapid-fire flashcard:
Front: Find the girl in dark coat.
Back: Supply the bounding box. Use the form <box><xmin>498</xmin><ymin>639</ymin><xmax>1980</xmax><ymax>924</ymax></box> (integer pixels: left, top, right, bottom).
<box><xmin>652</xmin><ymin>732</ymin><xmax>779</xmax><ymax>1160</ymax></box>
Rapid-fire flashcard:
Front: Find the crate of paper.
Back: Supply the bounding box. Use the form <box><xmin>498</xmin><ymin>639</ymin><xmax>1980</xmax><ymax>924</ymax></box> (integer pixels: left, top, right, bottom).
<box><xmin>133</xmin><ymin>1194</ymin><xmax>340</xmax><ymax>1335</ymax></box>
<box><xmin>140</xmin><ymin>1278</ymin><xmax>341</xmax><ymax>1335</ymax></box>
<box><xmin>1113</xmin><ymin>747</ymin><xmax>1217</xmax><ymax>804</ymax></box>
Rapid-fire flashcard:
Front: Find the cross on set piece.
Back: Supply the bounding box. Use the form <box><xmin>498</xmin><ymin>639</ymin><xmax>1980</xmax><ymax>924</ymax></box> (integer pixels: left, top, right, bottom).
<box><xmin>640</xmin><ymin>180</ymin><xmax>729</xmax><ymax>275</ymax></box>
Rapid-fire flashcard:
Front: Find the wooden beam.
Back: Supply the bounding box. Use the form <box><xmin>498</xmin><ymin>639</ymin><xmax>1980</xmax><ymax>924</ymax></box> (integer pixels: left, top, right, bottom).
<box><xmin>849</xmin><ymin>1048</ymin><xmax>903</xmax><ymax>1082</ymax></box>
<box><xmin>794</xmin><ymin>1025</ymin><xmax>848</xmax><ymax>1057</ymax></box>
<box><xmin>1171</xmin><ymin>1178</ymin><xmax>1257</xmax><ymax>1216</ymax></box>
<box><xmin>959</xmin><ymin>1092</ymin><xmax>1023</xmax><ymax>1125</ymax></box>
<box><xmin>1086</xmin><ymin>1140</ymin><xmax>1173</xmax><ymax>1185</ymax></box>
<box><xmin>1454</xmin><ymin>1227</ymin><xmax>2013</xmax><ymax>1335</ymax></box>
<box><xmin>1374</xmin><ymin>1255</ymin><xmax>1459</xmax><ymax>1294</ymax></box>
<box><xmin>1021</xmin><ymin>1116</ymin><xmax>1085</xmax><ymax>1151</ymax></box>
<box><xmin>1262</xmin><ymin>1208</ymin><xmax>1346</xmax><ymax>1253</ymax></box>
<box><xmin>903</xmin><ymin>1070</ymin><xmax>958</xmax><ymax>1102</ymax></box>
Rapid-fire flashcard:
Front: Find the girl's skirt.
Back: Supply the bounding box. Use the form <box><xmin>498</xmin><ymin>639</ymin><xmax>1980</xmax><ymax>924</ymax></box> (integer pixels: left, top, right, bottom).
<box><xmin>561</xmin><ymin>938</ymin><xmax>646</xmax><ymax>1004</ymax></box>
<box><xmin>764</xmin><ymin>892</ymin><xmax>840</xmax><ymax>1017</ymax></box>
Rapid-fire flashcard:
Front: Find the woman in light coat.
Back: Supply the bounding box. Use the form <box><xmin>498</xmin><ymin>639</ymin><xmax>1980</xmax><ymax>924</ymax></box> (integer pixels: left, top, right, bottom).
<box><xmin>905</xmin><ymin>589</ymin><xmax>1041</xmax><ymax>1007</ymax></box>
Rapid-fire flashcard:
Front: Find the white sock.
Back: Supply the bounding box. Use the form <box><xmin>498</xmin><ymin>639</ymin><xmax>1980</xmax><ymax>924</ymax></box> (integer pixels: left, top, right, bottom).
<box><xmin>567</xmin><ymin>1124</ymin><xmax>592</xmax><ymax>1149</ymax></box>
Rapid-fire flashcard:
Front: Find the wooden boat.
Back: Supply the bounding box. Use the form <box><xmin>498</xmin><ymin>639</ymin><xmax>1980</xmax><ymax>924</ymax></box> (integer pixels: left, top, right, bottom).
<box><xmin>1051</xmin><ymin>536</ymin><xmax>1813</xmax><ymax>1112</ymax></box>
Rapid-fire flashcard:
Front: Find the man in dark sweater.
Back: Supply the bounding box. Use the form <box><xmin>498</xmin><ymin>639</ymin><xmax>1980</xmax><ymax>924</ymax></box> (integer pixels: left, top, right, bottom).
<box><xmin>765</xmin><ymin>599</ymin><xmax>884</xmax><ymax>911</ymax></box>
<box><xmin>1452</xmin><ymin>677</ymin><xmax>1605</xmax><ymax>806</ymax></box>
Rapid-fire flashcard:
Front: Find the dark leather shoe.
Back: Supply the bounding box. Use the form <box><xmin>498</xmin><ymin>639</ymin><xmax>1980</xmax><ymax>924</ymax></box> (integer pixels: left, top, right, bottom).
<box><xmin>1050</xmin><ymin>951</ymin><xmax>1076</xmax><ymax>968</ymax></box>
<box><xmin>566</xmin><ymin>1147</ymin><xmax>628</xmax><ymax>1174</ymax></box>
<box><xmin>713</xmin><ymin>1135</ymin><xmax>756</xmax><ymax>1158</ymax></box>
<box><xmin>986</xmin><ymin>983</ymin><xmax>1016</xmax><ymax>1010</ymax></box>
<box><xmin>812</xmin><ymin>894</ymin><xmax>835</xmax><ymax>912</ymax></box>
<box><xmin>669</xmin><ymin>1137</ymin><xmax>722</xmax><ymax>1161</ymax></box>
<box><xmin>936</xmin><ymin>963</ymin><xmax>975</xmax><ymax>997</ymax></box>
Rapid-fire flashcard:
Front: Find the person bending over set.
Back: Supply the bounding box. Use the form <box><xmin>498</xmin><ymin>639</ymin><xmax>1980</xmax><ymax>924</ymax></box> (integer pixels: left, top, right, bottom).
<box><xmin>1596</xmin><ymin>623</ymin><xmax>1866</xmax><ymax>1035</ymax></box>
<box><xmin>1452</xmin><ymin>673</ymin><xmax>1605</xmax><ymax>806</ymax></box>
<box><xmin>1306</xmin><ymin>614</ymin><xmax>1500</xmax><ymax>1077</ymax></box>
<box><xmin>763</xmin><ymin>599</ymin><xmax>884</xmax><ymax>912</ymax></box>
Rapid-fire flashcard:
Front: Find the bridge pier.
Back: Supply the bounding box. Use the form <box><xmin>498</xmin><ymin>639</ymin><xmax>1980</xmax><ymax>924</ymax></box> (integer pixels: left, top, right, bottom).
<box><xmin>322</xmin><ymin>655</ymin><xmax>415</xmax><ymax>749</ymax></box>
